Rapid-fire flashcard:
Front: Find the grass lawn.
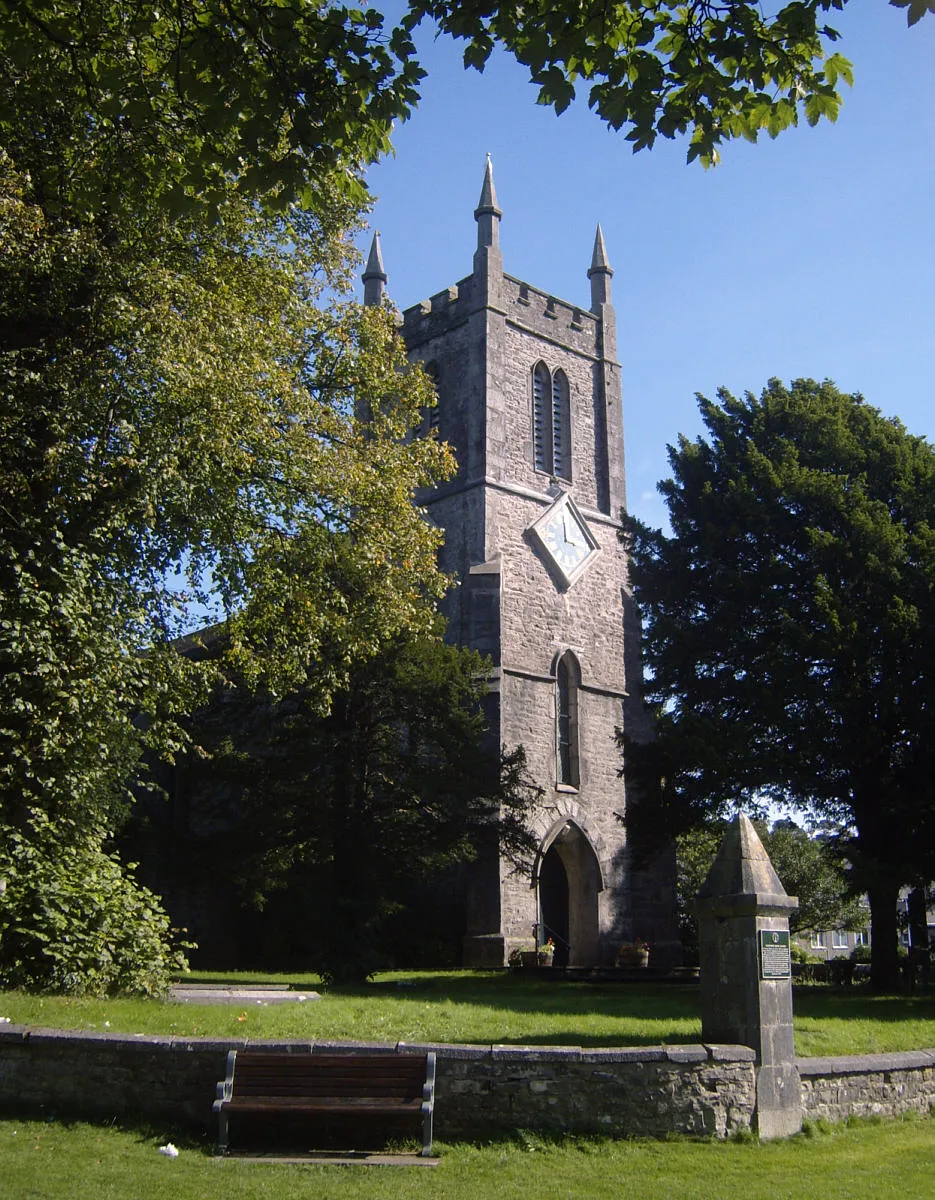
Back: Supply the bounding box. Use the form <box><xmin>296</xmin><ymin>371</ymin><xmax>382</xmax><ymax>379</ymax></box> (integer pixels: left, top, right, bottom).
<box><xmin>2</xmin><ymin>971</ymin><xmax>935</xmax><ymax>1056</ymax></box>
<box><xmin>3</xmin><ymin>1113</ymin><xmax>935</xmax><ymax>1200</ymax></box>
<box><xmin>3</xmin><ymin>974</ymin><xmax>935</xmax><ymax>1196</ymax></box>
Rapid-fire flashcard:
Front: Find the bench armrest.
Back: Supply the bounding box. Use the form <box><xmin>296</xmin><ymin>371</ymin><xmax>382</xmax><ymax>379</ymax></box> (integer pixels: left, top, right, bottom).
<box><xmin>421</xmin><ymin>1052</ymin><xmax>436</xmax><ymax>1156</ymax></box>
<box><xmin>214</xmin><ymin>1050</ymin><xmax>237</xmax><ymax>1106</ymax></box>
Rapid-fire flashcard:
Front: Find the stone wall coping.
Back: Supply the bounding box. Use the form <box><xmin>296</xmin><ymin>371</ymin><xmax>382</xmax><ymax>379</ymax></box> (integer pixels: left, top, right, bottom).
<box><xmin>310</xmin><ymin>1040</ymin><xmax>399</xmax><ymax>1055</ymax></box>
<box><xmin>706</xmin><ymin>1044</ymin><xmax>758</xmax><ymax>1063</ymax></box>
<box><xmin>2</xmin><ymin>1026</ymin><xmax>932</xmax><ymax>1077</ymax></box>
<box><xmin>0</xmin><ymin>1025</ymin><xmax>252</xmax><ymax>1054</ymax></box>
<box><xmin>491</xmin><ymin>1045</ymin><xmax>582</xmax><ymax>1062</ymax></box>
<box><xmin>397</xmin><ymin>1041</ymin><xmax>491</xmax><ymax>1060</ymax></box>
<box><xmin>797</xmin><ymin>1049</ymin><xmax>935</xmax><ymax>1076</ymax></box>
<box><xmin>0</xmin><ymin>1026</ymin><xmax>759</xmax><ymax>1066</ymax></box>
<box><xmin>664</xmin><ymin>1045</ymin><xmax>710</xmax><ymax>1064</ymax></box>
<box><xmin>580</xmin><ymin>1047</ymin><xmax>666</xmax><ymax>1063</ymax></box>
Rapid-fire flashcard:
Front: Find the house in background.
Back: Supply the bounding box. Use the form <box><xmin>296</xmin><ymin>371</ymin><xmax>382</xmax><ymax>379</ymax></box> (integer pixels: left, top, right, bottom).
<box><xmin>797</xmin><ymin>922</ymin><xmax>870</xmax><ymax>961</ymax></box>
<box><xmin>794</xmin><ymin>890</ymin><xmax>935</xmax><ymax>961</ymax></box>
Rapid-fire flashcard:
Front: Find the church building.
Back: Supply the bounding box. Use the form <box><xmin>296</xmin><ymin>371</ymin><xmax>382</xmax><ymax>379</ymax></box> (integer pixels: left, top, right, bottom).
<box><xmin>363</xmin><ymin>161</ymin><xmax>679</xmax><ymax>969</ymax></box>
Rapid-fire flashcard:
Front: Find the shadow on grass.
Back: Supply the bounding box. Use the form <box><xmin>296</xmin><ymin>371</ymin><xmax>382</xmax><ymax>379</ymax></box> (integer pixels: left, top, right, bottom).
<box><xmin>177</xmin><ymin>970</ymin><xmax>702</xmax><ymax>1046</ymax></box>
<box><xmin>328</xmin><ymin>975</ymin><xmax>702</xmax><ymax>1046</ymax></box>
<box><xmin>791</xmin><ymin>987</ymin><xmax>935</xmax><ymax>1024</ymax></box>
<box><xmin>177</xmin><ymin>968</ymin><xmax>935</xmax><ymax>1046</ymax></box>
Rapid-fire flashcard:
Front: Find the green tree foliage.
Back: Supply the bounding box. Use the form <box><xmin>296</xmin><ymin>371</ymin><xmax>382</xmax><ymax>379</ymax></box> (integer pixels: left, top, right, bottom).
<box><xmin>0</xmin><ymin>4</ymin><xmax>454</xmax><ymax>992</ymax></box>
<box><xmin>0</xmin><ymin>810</ymin><xmax>191</xmax><ymax>995</ymax></box>
<box><xmin>4</xmin><ymin>1</ymin><xmax>931</xmax><ymax>199</ymax></box>
<box><xmin>622</xmin><ymin>379</ymin><xmax>935</xmax><ymax>988</ymax></box>
<box><xmin>0</xmin><ymin>159</ymin><xmax>451</xmax><ymax>987</ymax></box>
<box><xmin>765</xmin><ymin>820</ymin><xmax>866</xmax><ymax>935</ymax></box>
<box><xmin>153</xmin><ymin>634</ymin><xmax>542</xmax><ymax>983</ymax></box>
<box><xmin>409</xmin><ymin>0</ymin><xmax>931</xmax><ymax>165</ymax></box>
<box><xmin>1</xmin><ymin>0</ymin><xmax>424</xmax><ymax>217</ymax></box>
<box><xmin>675</xmin><ymin>819</ymin><xmax>864</xmax><ymax>962</ymax></box>
<box><xmin>0</xmin><ymin>152</ymin><xmax>452</xmax><ymax>820</ymax></box>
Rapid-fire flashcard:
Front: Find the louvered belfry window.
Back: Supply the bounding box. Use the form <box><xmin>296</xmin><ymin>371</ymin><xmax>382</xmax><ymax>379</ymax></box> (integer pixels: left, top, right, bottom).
<box><xmin>532</xmin><ymin>362</ymin><xmax>571</xmax><ymax>480</ymax></box>
<box><xmin>533</xmin><ymin>362</ymin><xmax>550</xmax><ymax>472</ymax></box>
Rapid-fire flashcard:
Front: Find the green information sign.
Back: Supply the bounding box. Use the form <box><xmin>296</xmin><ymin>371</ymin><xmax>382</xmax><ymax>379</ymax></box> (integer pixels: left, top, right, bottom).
<box><xmin>759</xmin><ymin>929</ymin><xmax>792</xmax><ymax>980</ymax></box>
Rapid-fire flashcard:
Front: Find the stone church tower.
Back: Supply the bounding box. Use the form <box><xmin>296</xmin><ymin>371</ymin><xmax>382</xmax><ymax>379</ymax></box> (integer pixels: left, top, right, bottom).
<box><xmin>363</xmin><ymin>161</ymin><xmax>678</xmax><ymax>970</ymax></box>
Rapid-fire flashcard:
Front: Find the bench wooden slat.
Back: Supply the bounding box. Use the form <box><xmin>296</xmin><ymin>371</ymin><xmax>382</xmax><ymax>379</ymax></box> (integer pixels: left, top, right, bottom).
<box><xmin>213</xmin><ymin>1050</ymin><xmax>436</xmax><ymax>1157</ymax></box>
<box><xmin>223</xmin><ymin>1099</ymin><xmax>422</xmax><ymax>1113</ymax></box>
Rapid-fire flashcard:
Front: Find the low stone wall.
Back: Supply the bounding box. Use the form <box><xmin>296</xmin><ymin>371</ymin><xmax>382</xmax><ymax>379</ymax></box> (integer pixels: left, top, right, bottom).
<box><xmin>0</xmin><ymin>1026</ymin><xmax>932</xmax><ymax>1141</ymax></box>
<box><xmin>401</xmin><ymin>1041</ymin><xmax>757</xmax><ymax>1139</ymax></box>
<box><xmin>0</xmin><ymin>1026</ymin><xmax>756</xmax><ymax>1139</ymax></box>
<box><xmin>0</xmin><ymin>1026</ymin><xmax>251</xmax><ymax>1131</ymax></box>
<box><xmin>799</xmin><ymin>1051</ymin><xmax>935</xmax><ymax>1123</ymax></box>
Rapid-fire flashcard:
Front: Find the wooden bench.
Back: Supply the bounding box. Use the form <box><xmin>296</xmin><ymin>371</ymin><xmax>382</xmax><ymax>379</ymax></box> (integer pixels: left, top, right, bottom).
<box><xmin>213</xmin><ymin>1050</ymin><xmax>436</xmax><ymax>1156</ymax></box>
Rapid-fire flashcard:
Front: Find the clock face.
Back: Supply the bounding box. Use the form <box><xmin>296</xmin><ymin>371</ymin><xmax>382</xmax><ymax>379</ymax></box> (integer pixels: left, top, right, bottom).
<box><xmin>532</xmin><ymin>495</ymin><xmax>599</xmax><ymax>586</ymax></box>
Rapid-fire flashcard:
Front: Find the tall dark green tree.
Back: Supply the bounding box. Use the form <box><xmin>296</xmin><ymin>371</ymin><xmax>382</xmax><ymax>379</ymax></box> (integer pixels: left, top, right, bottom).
<box><xmin>622</xmin><ymin>379</ymin><xmax>935</xmax><ymax>989</ymax></box>
<box><xmin>165</xmin><ymin>633</ymin><xmax>541</xmax><ymax>983</ymax></box>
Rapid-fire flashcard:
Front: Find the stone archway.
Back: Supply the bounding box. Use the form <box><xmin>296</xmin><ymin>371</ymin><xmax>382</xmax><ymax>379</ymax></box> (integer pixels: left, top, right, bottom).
<box><xmin>536</xmin><ymin>820</ymin><xmax>603</xmax><ymax>967</ymax></box>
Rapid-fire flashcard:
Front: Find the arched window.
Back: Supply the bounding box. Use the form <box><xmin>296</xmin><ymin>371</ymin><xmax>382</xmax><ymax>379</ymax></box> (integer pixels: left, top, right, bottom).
<box><xmin>552</xmin><ymin>370</ymin><xmax>571</xmax><ymax>480</ymax></box>
<box><xmin>532</xmin><ymin>362</ymin><xmax>571</xmax><ymax>481</ymax></box>
<box><xmin>533</xmin><ymin>362</ymin><xmax>551</xmax><ymax>472</ymax></box>
<box><xmin>421</xmin><ymin>361</ymin><xmax>440</xmax><ymax>438</ymax></box>
<box><xmin>556</xmin><ymin>651</ymin><xmax>580</xmax><ymax>787</ymax></box>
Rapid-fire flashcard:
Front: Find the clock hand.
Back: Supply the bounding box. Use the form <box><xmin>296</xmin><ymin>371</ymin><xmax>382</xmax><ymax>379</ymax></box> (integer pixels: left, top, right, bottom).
<box><xmin>563</xmin><ymin>509</ymin><xmax>584</xmax><ymax>547</ymax></box>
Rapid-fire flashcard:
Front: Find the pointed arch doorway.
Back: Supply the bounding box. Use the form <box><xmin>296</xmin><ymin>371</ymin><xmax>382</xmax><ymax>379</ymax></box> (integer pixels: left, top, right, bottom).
<box><xmin>536</xmin><ymin>820</ymin><xmax>602</xmax><ymax>967</ymax></box>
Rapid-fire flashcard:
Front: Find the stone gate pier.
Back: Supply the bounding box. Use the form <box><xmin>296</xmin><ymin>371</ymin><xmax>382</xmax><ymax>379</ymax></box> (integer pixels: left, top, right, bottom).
<box><xmin>696</xmin><ymin>814</ymin><xmax>802</xmax><ymax>1138</ymax></box>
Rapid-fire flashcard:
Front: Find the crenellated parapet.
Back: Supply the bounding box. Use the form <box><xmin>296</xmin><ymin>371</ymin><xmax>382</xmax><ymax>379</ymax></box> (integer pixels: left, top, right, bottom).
<box><xmin>400</xmin><ymin>275</ymin><xmax>477</xmax><ymax>349</ymax></box>
<box><xmin>400</xmin><ymin>272</ymin><xmax>604</xmax><ymax>361</ymax></box>
<box><xmin>503</xmin><ymin>275</ymin><xmax>602</xmax><ymax>360</ymax></box>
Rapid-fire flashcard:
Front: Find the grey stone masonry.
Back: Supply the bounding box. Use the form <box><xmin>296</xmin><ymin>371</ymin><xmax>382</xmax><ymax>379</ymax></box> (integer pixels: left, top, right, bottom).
<box><xmin>696</xmin><ymin>815</ymin><xmax>802</xmax><ymax>1139</ymax></box>
<box><xmin>383</xmin><ymin>159</ymin><xmax>680</xmax><ymax>970</ymax></box>
<box><xmin>799</xmin><ymin>1051</ymin><xmax>935</xmax><ymax>1123</ymax></box>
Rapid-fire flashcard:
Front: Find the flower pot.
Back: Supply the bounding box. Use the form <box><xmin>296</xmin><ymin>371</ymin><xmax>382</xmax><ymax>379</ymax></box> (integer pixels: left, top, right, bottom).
<box><xmin>519</xmin><ymin>951</ymin><xmax>539</xmax><ymax>968</ymax></box>
<box><xmin>537</xmin><ymin>951</ymin><xmax>554</xmax><ymax>967</ymax></box>
<box><xmin>616</xmin><ymin>948</ymin><xmax>649</xmax><ymax>968</ymax></box>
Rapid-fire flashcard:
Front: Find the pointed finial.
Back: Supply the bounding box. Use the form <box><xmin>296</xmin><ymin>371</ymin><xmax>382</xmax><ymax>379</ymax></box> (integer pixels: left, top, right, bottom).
<box><xmin>475</xmin><ymin>155</ymin><xmax>502</xmax><ymax>221</ymax></box>
<box><xmin>588</xmin><ymin>223</ymin><xmax>613</xmax><ymax>312</ymax></box>
<box><xmin>696</xmin><ymin>814</ymin><xmax>796</xmax><ymax>906</ymax></box>
<box><xmin>474</xmin><ymin>156</ymin><xmax>502</xmax><ymax>260</ymax></box>
<box><xmin>362</xmin><ymin>231</ymin><xmax>387</xmax><ymax>306</ymax></box>
<box><xmin>588</xmin><ymin>224</ymin><xmax>613</xmax><ymax>278</ymax></box>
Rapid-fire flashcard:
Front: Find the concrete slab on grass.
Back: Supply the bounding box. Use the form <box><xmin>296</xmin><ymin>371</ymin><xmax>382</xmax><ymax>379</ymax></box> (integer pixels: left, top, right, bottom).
<box><xmin>169</xmin><ymin>986</ymin><xmax>320</xmax><ymax>1005</ymax></box>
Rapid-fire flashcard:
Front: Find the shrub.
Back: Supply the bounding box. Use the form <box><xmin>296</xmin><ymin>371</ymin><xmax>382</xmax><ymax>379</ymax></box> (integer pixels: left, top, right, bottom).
<box><xmin>0</xmin><ymin>810</ymin><xmax>190</xmax><ymax>996</ymax></box>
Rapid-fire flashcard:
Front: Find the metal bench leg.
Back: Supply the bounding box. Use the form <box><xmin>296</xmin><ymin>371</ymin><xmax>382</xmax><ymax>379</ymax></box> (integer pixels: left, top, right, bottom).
<box><xmin>217</xmin><ymin>1112</ymin><xmax>229</xmax><ymax>1156</ymax></box>
<box><xmin>421</xmin><ymin>1052</ymin><xmax>436</xmax><ymax>1156</ymax></box>
<box><xmin>422</xmin><ymin>1104</ymin><xmax>433</xmax><ymax>1157</ymax></box>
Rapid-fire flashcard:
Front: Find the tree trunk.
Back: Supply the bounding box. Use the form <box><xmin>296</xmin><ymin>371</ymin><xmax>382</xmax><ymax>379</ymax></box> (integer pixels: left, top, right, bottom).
<box><xmin>867</xmin><ymin>880</ymin><xmax>901</xmax><ymax>991</ymax></box>
<box><xmin>907</xmin><ymin>885</ymin><xmax>930</xmax><ymax>992</ymax></box>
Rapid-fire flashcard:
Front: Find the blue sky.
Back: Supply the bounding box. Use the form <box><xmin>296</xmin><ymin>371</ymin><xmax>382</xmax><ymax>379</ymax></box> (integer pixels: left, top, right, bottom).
<box><xmin>362</xmin><ymin>6</ymin><xmax>934</xmax><ymax>528</ymax></box>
